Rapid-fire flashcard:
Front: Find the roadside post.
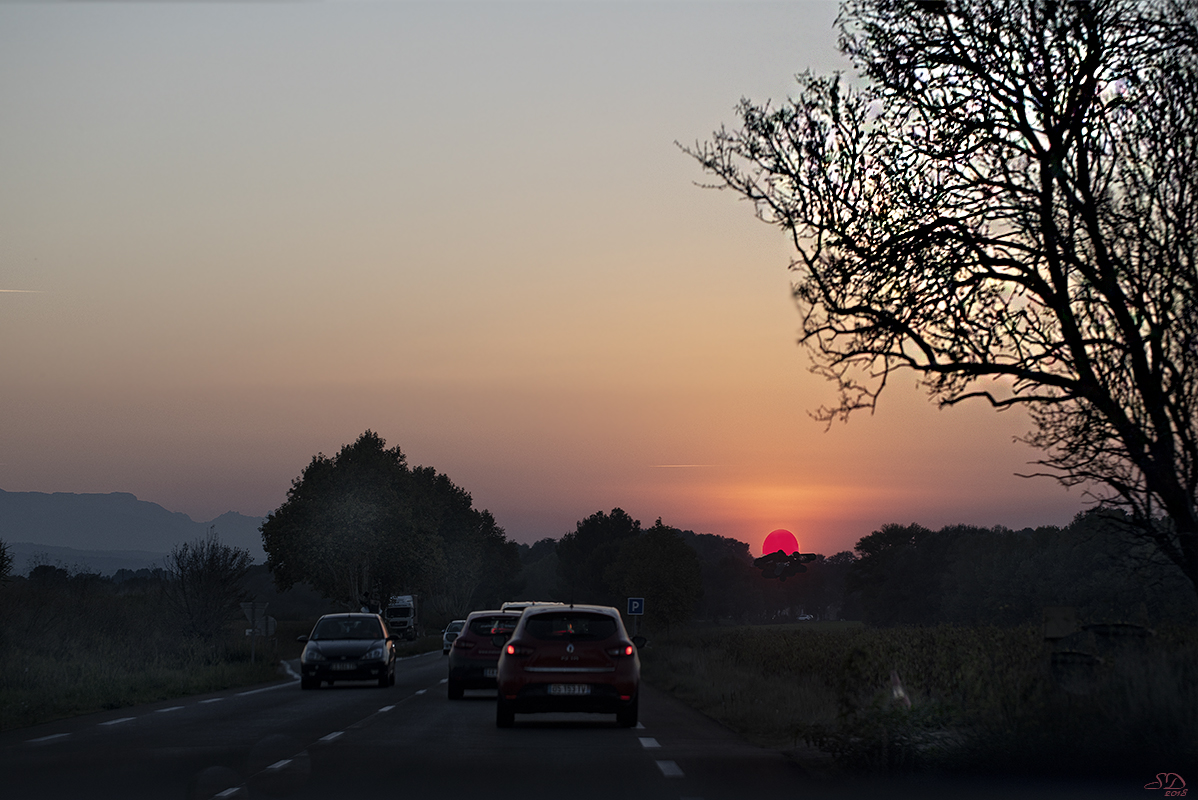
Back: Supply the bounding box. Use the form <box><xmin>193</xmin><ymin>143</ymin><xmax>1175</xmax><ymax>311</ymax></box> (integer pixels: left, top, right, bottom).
<box><xmin>240</xmin><ymin>602</ymin><xmax>272</xmax><ymax>663</ymax></box>
<box><xmin>627</xmin><ymin>597</ymin><xmax>644</xmax><ymax>637</ymax></box>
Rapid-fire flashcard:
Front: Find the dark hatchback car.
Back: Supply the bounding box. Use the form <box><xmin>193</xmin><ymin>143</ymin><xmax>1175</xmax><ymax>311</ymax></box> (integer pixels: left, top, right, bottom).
<box><xmin>495</xmin><ymin>604</ymin><xmax>642</xmax><ymax>727</ymax></box>
<box><xmin>446</xmin><ymin>610</ymin><xmax>521</xmax><ymax>699</ymax></box>
<box><xmin>298</xmin><ymin>613</ymin><xmax>398</xmax><ymax>690</ymax></box>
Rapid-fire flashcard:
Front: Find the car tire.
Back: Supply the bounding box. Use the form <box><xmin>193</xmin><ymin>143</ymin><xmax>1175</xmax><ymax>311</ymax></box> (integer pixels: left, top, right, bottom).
<box><xmin>496</xmin><ymin>698</ymin><xmax>515</xmax><ymax>728</ymax></box>
<box><xmin>300</xmin><ymin>676</ymin><xmax>318</xmax><ymax>690</ymax></box>
<box><xmin>378</xmin><ymin>670</ymin><xmax>390</xmax><ymax>689</ymax></box>
<box><xmin>442</xmin><ymin>648</ymin><xmax>449</xmax><ymax>655</ymax></box>
<box><xmin>616</xmin><ymin>692</ymin><xmax>639</xmax><ymax>728</ymax></box>
<box><xmin>447</xmin><ymin>679</ymin><xmax>464</xmax><ymax>700</ymax></box>
<box><xmin>389</xmin><ymin>668</ymin><xmax>396</xmax><ymax>686</ymax></box>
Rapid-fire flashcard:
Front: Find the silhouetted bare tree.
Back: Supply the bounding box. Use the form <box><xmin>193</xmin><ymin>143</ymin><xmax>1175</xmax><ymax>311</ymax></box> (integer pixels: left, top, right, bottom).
<box><xmin>687</xmin><ymin>0</ymin><xmax>1198</xmax><ymax>594</ymax></box>
<box><xmin>163</xmin><ymin>529</ymin><xmax>253</xmax><ymax>643</ymax></box>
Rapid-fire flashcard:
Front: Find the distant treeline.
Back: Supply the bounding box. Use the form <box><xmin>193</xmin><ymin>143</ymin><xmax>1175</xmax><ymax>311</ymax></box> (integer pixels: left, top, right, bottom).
<box><xmin>843</xmin><ymin>510</ymin><xmax>1196</xmax><ymax>626</ymax></box>
<box><xmin>515</xmin><ymin>508</ymin><xmax>1196</xmax><ymax>629</ymax></box>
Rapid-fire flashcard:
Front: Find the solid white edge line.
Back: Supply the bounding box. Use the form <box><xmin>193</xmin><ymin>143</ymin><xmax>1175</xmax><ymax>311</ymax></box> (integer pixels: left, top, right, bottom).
<box><xmin>99</xmin><ymin>717</ymin><xmax>135</xmax><ymax>726</ymax></box>
<box><xmin>319</xmin><ymin>732</ymin><xmax>344</xmax><ymax>743</ymax></box>
<box><xmin>638</xmin><ymin>737</ymin><xmax>661</xmax><ymax>748</ymax></box>
<box><xmin>656</xmin><ymin>760</ymin><xmax>685</xmax><ymax>777</ymax></box>
<box><xmin>27</xmin><ymin>733</ymin><xmax>70</xmax><ymax>743</ymax></box>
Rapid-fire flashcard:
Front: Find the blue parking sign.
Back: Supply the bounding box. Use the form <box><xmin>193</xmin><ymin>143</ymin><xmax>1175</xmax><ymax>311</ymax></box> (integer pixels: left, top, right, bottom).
<box><xmin>627</xmin><ymin>597</ymin><xmax>645</xmax><ymax>616</ymax></box>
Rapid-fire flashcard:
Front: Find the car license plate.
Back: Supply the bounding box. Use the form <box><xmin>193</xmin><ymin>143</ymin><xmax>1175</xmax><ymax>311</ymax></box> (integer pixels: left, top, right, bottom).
<box><xmin>483</xmin><ymin>668</ymin><xmax>497</xmax><ymax>678</ymax></box>
<box><xmin>549</xmin><ymin>684</ymin><xmax>590</xmax><ymax>696</ymax></box>
<box><xmin>331</xmin><ymin>662</ymin><xmax>357</xmax><ymax>671</ymax></box>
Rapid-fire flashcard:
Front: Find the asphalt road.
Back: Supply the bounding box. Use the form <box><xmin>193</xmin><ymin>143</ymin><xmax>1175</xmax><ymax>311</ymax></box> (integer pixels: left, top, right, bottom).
<box><xmin>0</xmin><ymin>652</ymin><xmax>1146</xmax><ymax>800</ymax></box>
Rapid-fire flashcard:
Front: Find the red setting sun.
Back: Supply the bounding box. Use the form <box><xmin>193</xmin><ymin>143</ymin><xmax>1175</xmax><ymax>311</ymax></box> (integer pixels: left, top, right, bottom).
<box><xmin>761</xmin><ymin>528</ymin><xmax>799</xmax><ymax>556</ymax></box>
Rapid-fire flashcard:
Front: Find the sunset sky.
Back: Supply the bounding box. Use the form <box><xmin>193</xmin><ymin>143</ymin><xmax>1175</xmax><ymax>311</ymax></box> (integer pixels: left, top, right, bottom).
<box><xmin>0</xmin><ymin>0</ymin><xmax>1088</xmax><ymax>556</ymax></box>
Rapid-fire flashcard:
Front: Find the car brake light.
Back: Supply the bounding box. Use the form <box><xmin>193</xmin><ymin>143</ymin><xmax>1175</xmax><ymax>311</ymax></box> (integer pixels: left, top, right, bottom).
<box><xmin>605</xmin><ymin>644</ymin><xmax>635</xmax><ymax>657</ymax></box>
<box><xmin>505</xmin><ymin>643</ymin><xmax>533</xmax><ymax>656</ymax></box>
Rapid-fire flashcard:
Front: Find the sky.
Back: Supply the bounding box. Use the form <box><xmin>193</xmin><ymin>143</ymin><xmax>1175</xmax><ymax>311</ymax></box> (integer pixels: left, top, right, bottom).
<box><xmin>0</xmin><ymin>0</ymin><xmax>1089</xmax><ymax>556</ymax></box>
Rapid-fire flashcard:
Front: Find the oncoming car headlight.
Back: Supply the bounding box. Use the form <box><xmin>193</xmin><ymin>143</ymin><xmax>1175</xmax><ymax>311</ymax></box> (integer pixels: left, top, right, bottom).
<box><xmin>302</xmin><ymin>646</ymin><xmax>325</xmax><ymax>663</ymax></box>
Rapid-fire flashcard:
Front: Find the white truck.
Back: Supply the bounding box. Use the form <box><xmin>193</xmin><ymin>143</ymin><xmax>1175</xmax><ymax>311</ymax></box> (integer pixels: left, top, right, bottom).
<box><xmin>385</xmin><ymin>595</ymin><xmax>418</xmax><ymax>640</ymax></box>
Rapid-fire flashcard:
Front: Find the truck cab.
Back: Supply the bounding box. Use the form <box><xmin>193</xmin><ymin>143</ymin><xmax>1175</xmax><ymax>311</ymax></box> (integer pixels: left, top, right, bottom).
<box><xmin>385</xmin><ymin>595</ymin><xmax>418</xmax><ymax>640</ymax></box>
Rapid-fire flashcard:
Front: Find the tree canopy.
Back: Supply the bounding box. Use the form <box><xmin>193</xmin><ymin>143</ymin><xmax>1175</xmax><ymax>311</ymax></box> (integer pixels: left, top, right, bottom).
<box><xmin>260</xmin><ymin>431</ymin><xmax>520</xmax><ymax>615</ymax></box>
<box><xmin>688</xmin><ymin>0</ymin><xmax>1198</xmax><ymax>594</ymax></box>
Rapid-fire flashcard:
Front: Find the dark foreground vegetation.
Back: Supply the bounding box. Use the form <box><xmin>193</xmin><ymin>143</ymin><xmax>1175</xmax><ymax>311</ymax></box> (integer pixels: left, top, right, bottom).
<box><xmin>641</xmin><ymin>622</ymin><xmax>1197</xmax><ymax>778</ymax></box>
<box><xmin>0</xmin><ymin>564</ymin><xmax>278</xmax><ymax>731</ymax></box>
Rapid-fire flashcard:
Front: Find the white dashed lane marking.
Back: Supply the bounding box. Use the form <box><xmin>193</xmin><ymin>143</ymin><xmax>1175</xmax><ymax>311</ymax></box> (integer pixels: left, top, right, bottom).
<box><xmin>200</xmin><ymin>698</ymin><xmax>224</xmax><ymax>704</ymax></box>
<box><xmin>379</xmin><ymin>705</ymin><xmax>395</xmax><ymax>713</ymax></box>
<box><xmin>415</xmin><ymin>689</ymin><xmax>427</xmax><ymax>695</ymax></box>
<box><xmin>656</xmin><ymin>760</ymin><xmax>685</xmax><ymax>777</ymax></box>
<box><xmin>156</xmin><ymin>706</ymin><xmax>184</xmax><ymax>714</ymax></box>
<box><xmin>638</xmin><ymin>737</ymin><xmax>661</xmax><ymax>748</ymax></box>
<box><xmin>635</xmin><ymin>722</ymin><xmax>645</xmax><ymax>729</ymax></box>
<box><xmin>318</xmin><ymin>732</ymin><xmax>343</xmax><ymax>743</ymax></box>
<box><xmin>27</xmin><ymin>733</ymin><xmax>70</xmax><ymax>744</ymax></box>
<box><xmin>237</xmin><ymin>682</ymin><xmax>294</xmax><ymax>697</ymax></box>
<box><xmin>99</xmin><ymin>717</ymin><xmax>135</xmax><ymax>727</ymax></box>
<box><xmin>438</xmin><ymin>678</ymin><xmax>448</xmax><ymax>684</ymax></box>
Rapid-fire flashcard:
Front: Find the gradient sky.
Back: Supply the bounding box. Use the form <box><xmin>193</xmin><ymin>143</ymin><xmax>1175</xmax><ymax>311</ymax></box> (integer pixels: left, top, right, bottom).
<box><xmin>0</xmin><ymin>1</ymin><xmax>1088</xmax><ymax>556</ymax></box>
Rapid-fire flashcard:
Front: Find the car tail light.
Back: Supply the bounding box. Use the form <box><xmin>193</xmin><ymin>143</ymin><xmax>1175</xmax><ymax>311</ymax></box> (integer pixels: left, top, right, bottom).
<box><xmin>505</xmin><ymin>643</ymin><xmax>533</xmax><ymax>656</ymax></box>
<box><xmin>606</xmin><ymin>644</ymin><xmax>635</xmax><ymax>657</ymax></box>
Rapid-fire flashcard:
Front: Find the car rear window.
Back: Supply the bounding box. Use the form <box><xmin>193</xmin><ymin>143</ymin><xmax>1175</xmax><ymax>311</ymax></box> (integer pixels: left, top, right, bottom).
<box><xmin>446</xmin><ymin>621</ymin><xmax>463</xmax><ymax>633</ymax></box>
<box><xmin>311</xmin><ymin>617</ymin><xmax>384</xmax><ymax>640</ymax></box>
<box><xmin>468</xmin><ymin>616</ymin><xmax>519</xmax><ymax>636</ymax></box>
<box><xmin>523</xmin><ymin>612</ymin><xmax>617</xmax><ymax>642</ymax></box>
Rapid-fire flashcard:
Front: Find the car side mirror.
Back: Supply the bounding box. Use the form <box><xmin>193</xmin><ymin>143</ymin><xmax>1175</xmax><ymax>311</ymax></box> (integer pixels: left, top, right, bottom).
<box><xmin>631</xmin><ymin>636</ymin><xmax>646</xmax><ymax>649</ymax></box>
<box><xmin>296</xmin><ymin>635</ymin><xmax>309</xmax><ymax>642</ymax></box>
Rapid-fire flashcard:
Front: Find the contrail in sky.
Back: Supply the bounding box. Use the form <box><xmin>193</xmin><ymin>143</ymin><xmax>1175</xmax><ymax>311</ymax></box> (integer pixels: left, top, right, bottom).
<box><xmin>650</xmin><ymin>464</ymin><xmax>725</xmax><ymax>468</ymax></box>
<box><xmin>0</xmin><ymin>289</ymin><xmax>42</xmax><ymax>293</ymax></box>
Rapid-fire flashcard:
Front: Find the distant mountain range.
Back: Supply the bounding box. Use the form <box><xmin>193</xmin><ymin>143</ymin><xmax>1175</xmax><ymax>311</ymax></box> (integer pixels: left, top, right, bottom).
<box><xmin>0</xmin><ymin>489</ymin><xmax>266</xmax><ymax>575</ymax></box>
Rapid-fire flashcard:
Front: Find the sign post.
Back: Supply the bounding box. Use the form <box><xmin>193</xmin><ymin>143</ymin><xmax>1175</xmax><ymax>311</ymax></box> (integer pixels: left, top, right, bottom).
<box><xmin>627</xmin><ymin>597</ymin><xmax>645</xmax><ymax>636</ymax></box>
<box><xmin>241</xmin><ymin>602</ymin><xmax>269</xmax><ymax>663</ymax></box>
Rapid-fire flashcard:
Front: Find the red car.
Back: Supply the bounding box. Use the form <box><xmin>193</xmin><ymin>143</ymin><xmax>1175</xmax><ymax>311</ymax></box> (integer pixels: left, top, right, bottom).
<box><xmin>495</xmin><ymin>604</ymin><xmax>643</xmax><ymax>728</ymax></box>
<box><xmin>446</xmin><ymin>610</ymin><xmax>521</xmax><ymax>699</ymax></box>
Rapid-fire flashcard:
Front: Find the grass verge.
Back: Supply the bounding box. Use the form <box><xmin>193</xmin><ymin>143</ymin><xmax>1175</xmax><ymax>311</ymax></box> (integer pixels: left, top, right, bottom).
<box><xmin>639</xmin><ymin>621</ymin><xmax>1197</xmax><ymax>777</ymax></box>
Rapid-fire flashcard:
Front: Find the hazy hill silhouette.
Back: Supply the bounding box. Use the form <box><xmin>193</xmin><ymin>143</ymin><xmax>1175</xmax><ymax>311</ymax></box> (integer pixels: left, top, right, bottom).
<box><xmin>0</xmin><ymin>490</ymin><xmax>266</xmax><ymax>569</ymax></box>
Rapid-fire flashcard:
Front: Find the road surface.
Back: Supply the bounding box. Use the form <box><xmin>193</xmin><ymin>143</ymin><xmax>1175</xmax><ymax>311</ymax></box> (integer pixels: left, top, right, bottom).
<box><xmin>0</xmin><ymin>651</ymin><xmax>1143</xmax><ymax>800</ymax></box>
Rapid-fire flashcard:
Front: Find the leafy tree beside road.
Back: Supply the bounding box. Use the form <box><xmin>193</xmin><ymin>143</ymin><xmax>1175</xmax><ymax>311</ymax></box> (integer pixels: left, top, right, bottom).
<box><xmin>607</xmin><ymin>519</ymin><xmax>703</xmax><ymax>633</ymax></box>
<box><xmin>688</xmin><ymin>0</ymin><xmax>1198</xmax><ymax>595</ymax></box>
<box><xmin>260</xmin><ymin>431</ymin><xmax>521</xmax><ymax>617</ymax></box>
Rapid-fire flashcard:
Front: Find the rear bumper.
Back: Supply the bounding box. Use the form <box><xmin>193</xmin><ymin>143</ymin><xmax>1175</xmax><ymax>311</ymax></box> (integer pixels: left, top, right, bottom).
<box><xmin>448</xmin><ymin>660</ymin><xmax>500</xmax><ymax>688</ymax></box>
<box><xmin>503</xmin><ymin>683</ymin><xmax>636</xmax><ymax>714</ymax></box>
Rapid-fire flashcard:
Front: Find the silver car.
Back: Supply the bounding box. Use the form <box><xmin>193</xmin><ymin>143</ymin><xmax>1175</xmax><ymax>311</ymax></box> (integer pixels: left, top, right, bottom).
<box><xmin>442</xmin><ymin>619</ymin><xmax>465</xmax><ymax>655</ymax></box>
